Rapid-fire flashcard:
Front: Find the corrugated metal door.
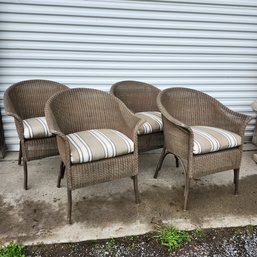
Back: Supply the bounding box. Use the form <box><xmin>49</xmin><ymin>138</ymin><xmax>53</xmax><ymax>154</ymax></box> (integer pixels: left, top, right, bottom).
<box><xmin>1</xmin><ymin>0</ymin><xmax>257</xmax><ymax>150</ymax></box>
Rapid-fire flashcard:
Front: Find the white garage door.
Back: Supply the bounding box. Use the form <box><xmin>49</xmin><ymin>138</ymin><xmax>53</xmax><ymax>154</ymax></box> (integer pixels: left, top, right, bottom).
<box><xmin>0</xmin><ymin>0</ymin><xmax>256</xmax><ymax>150</ymax></box>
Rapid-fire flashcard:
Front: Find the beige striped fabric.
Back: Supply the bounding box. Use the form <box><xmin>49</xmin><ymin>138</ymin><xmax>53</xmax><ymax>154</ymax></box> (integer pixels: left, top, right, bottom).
<box><xmin>67</xmin><ymin>129</ymin><xmax>134</xmax><ymax>164</ymax></box>
<box><xmin>136</xmin><ymin>111</ymin><xmax>163</xmax><ymax>135</ymax></box>
<box><xmin>23</xmin><ymin>116</ymin><xmax>52</xmax><ymax>139</ymax></box>
<box><xmin>191</xmin><ymin>126</ymin><xmax>241</xmax><ymax>155</ymax></box>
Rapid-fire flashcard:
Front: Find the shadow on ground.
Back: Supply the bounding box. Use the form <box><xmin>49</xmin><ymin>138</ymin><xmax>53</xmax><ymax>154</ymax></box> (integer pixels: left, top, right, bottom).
<box><xmin>0</xmin><ymin>151</ymin><xmax>257</xmax><ymax>244</ymax></box>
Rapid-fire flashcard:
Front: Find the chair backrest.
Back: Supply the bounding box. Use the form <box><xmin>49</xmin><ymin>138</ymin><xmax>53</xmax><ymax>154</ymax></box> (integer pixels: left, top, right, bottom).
<box><xmin>46</xmin><ymin>88</ymin><xmax>130</xmax><ymax>135</ymax></box>
<box><xmin>110</xmin><ymin>80</ymin><xmax>160</xmax><ymax>113</ymax></box>
<box><xmin>158</xmin><ymin>87</ymin><xmax>222</xmax><ymax>127</ymax></box>
<box><xmin>4</xmin><ymin>80</ymin><xmax>69</xmax><ymax>119</ymax></box>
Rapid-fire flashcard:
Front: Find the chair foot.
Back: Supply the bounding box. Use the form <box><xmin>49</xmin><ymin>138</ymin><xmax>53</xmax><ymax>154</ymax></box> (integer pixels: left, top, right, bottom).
<box><xmin>132</xmin><ymin>175</ymin><xmax>141</xmax><ymax>204</ymax></box>
<box><xmin>234</xmin><ymin>169</ymin><xmax>239</xmax><ymax>195</ymax></box>
<box><xmin>57</xmin><ymin>161</ymin><xmax>65</xmax><ymax>188</ymax></box>
<box><xmin>18</xmin><ymin>142</ymin><xmax>22</xmax><ymax>165</ymax></box>
<box><xmin>23</xmin><ymin>160</ymin><xmax>28</xmax><ymax>190</ymax></box>
<box><xmin>154</xmin><ymin>147</ymin><xmax>168</xmax><ymax>179</ymax></box>
<box><xmin>67</xmin><ymin>188</ymin><xmax>72</xmax><ymax>224</ymax></box>
<box><xmin>183</xmin><ymin>175</ymin><xmax>190</xmax><ymax>210</ymax></box>
<box><xmin>175</xmin><ymin>156</ymin><xmax>179</xmax><ymax>168</ymax></box>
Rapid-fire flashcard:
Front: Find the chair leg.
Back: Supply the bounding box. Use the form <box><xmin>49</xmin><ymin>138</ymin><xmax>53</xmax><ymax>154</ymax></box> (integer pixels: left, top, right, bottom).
<box><xmin>67</xmin><ymin>188</ymin><xmax>72</xmax><ymax>224</ymax></box>
<box><xmin>57</xmin><ymin>161</ymin><xmax>65</xmax><ymax>188</ymax></box>
<box><xmin>132</xmin><ymin>175</ymin><xmax>141</xmax><ymax>204</ymax></box>
<box><xmin>18</xmin><ymin>141</ymin><xmax>22</xmax><ymax>165</ymax></box>
<box><xmin>154</xmin><ymin>147</ymin><xmax>168</xmax><ymax>179</ymax></box>
<box><xmin>175</xmin><ymin>156</ymin><xmax>179</xmax><ymax>168</ymax></box>
<box><xmin>234</xmin><ymin>169</ymin><xmax>239</xmax><ymax>195</ymax></box>
<box><xmin>23</xmin><ymin>160</ymin><xmax>28</xmax><ymax>190</ymax></box>
<box><xmin>183</xmin><ymin>174</ymin><xmax>190</xmax><ymax>210</ymax></box>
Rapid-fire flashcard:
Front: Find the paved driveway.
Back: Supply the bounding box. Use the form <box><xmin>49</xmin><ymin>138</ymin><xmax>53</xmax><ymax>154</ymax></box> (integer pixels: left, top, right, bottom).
<box><xmin>1</xmin><ymin>146</ymin><xmax>257</xmax><ymax>245</ymax></box>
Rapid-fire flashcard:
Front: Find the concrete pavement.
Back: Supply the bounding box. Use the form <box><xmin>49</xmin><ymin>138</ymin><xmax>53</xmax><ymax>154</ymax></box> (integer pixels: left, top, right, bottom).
<box><xmin>1</xmin><ymin>144</ymin><xmax>257</xmax><ymax>245</ymax></box>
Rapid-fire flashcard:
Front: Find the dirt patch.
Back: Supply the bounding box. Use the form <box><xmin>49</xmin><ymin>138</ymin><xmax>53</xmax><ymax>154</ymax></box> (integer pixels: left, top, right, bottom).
<box><xmin>0</xmin><ymin>196</ymin><xmax>66</xmax><ymax>244</ymax></box>
<box><xmin>74</xmin><ymin>193</ymin><xmax>139</xmax><ymax>226</ymax></box>
<box><xmin>1</xmin><ymin>174</ymin><xmax>257</xmax><ymax>244</ymax></box>
<box><xmin>69</xmin><ymin>174</ymin><xmax>257</xmax><ymax>226</ymax></box>
<box><xmin>174</xmin><ymin>174</ymin><xmax>257</xmax><ymax>225</ymax></box>
<box><xmin>139</xmin><ymin>174</ymin><xmax>257</xmax><ymax>227</ymax></box>
<box><xmin>0</xmin><ymin>197</ymin><xmax>16</xmax><ymax>235</ymax></box>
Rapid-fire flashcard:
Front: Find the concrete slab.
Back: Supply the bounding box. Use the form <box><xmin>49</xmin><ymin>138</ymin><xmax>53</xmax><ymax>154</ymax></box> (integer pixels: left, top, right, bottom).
<box><xmin>1</xmin><ymin>145</ymin><xmax>257</xmax><ymax>245</ymax></box>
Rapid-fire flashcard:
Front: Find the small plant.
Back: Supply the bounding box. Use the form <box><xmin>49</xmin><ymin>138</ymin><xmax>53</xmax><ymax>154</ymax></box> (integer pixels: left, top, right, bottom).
<box><xmin>105</xmin><ymin>238</ymin><xmax>116</xmax><ymax>254</ymax></box>
<box><xmin>0</xmin><ymin>241</ymin><xmax>25</xmax><ymax>257</ymax></box>
<box><xmin>192</xmin><ymin>227</ymin><xmax>204</xmax><ymax>237</ymax></box>
<box><xmin>130</xmin><ymin>242</ymin><xmax>136</xmax><ymax>250</ymax></box>
<box><xmin>128</xmin><ymin>236</ymin><xmax>135</xmax><ymax>241</ymax></box>
<box><xmin>155</xmin><ymin>226</ymin><xmax>189</xmax><ymax>250</ymax></box>
<box><xmin>93</xmin><ymin>242</ymin><xmax>101</xmax><ymax>250</ymax></box>
<box><xmin>245</xmin><ymin>225</ymin><xmax>254</xmax><ymax>235</ymax></box>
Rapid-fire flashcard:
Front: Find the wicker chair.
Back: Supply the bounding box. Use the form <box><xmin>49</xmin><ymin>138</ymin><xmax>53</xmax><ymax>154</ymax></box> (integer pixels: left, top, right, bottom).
<box><xmin>45</xmin><ymin>88</ymin><xmax>143</xmax><ymax>223</ymax></box>
<box><xmin>156</xmin><ymin>87</ymin><xmax>251</xmax><ymax>210</ymax></box>
<box><xmin>4</xmin><ymin>80</ymin><xmax>69</xmax><ymax>189</ymax></box>
<box><xmin>251</xmin><ymin>100</ymin><xmax>257</xmax><ymax>146</ymax></box>
<box><xmin>110</xmin><ymin>80</ymin><xmax>179</xmax><ymax>173</ymax></box>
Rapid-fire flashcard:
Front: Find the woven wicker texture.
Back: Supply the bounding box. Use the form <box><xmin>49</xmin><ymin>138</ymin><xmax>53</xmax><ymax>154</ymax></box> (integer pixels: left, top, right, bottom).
<box><xmin>110</xmin><ymin>80</ymin><xmax>160</xmax><ymax>112</ymax></box>
<box><xmin>4</xmin><ymin>79</ymin><xmax>69</xmax><ymax>189</ymax></box>
<box><xmin>110</xmin><ymin>80</ymin><xmax>163</xmax><ymax>152</ymax></box>
<box><xmin>157</xmin><ymin>87</ymin><xmax>252</xmax><ymax>210</ymax></box>
<box><xmin>251</xmin><ymin>101</ymin><xmax>257</xmax><ymax>145</ymax></box>
<box><xmin>253</xmin><ymin>120</ymin><xmax>257</xmax><ymax>146</ymax></box>
<box><xmin>45</xmin><ymin>88</ymin><xmax>143</xmax><ymax>223</ymax></box>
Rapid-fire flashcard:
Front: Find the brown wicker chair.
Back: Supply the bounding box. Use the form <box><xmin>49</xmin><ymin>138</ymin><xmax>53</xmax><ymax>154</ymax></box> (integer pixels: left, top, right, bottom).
<box><xmin>156</xmin><ymin>87</ymin><xmax>251</xmax><ymax>210</ymax></box>
<box><xmin>251</xmin><ymin>100</ymin><xmax>257</xmax><ymax>146</ymax></box>
<box><xmin>110</xmin><ymin>80</ymin><xmax>179</xmax><ymax>173</ymax></box>
<box><xmin>45</xmin><ymin>88</ymin><xmax>143</xmax><ymax>224</ymax></box>
<box><xmin>4</xmin><ymin>79</ymin><xmax>69</xmax><ymax>189</ymax></box>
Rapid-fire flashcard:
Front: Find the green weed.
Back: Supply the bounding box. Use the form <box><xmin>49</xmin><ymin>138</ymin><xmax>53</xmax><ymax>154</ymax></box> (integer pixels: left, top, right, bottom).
<box><xmin>105</xmin><ymin>238</ymin><xmax>116</xmax><ymax>255</ymax></box>
<box><xmin>192</xmin><ymin>227</ymin><xmax>204</xmax><ymax>237</ymax></box>
<box><xmin>0</xmin><ymin>241</ymin><xmax>25</xmax><ymax>257</ymax></box>
<box><xmin>155</xmin><ymin>226</ymin><xmax>189</xmax><ymax>250</ymax></box>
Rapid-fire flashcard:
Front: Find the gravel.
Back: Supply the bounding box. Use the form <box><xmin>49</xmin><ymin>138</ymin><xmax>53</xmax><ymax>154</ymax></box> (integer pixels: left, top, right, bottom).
<box><xmin>25</xmin><ymin>226</ymin><xmax>257</xmax><ymax>257</ymax></box>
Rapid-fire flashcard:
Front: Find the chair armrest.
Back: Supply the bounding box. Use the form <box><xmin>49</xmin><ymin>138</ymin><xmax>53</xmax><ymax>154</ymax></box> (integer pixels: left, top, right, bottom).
<box><xmin>45</xmin><ymin>104</ymin><xmax>71</xmax><ymax>165</ymax></box>
<box><xmin>117</xmin><ymin>100</ymin><xmax>145</xmax><ymax>142</ymax></box>
<box><xmin>214</xmin><ymin>103</ymin><xmax>252</xmax><ymax>137</ymax></box>
<box><xmin>4</xmin><ymin>90</ymin><xmax>23</xmax><ymax>123</ymax></box>
<box><xmin>157</xmin><ymin>96</ymin><xmax>194</xmax><ymax>159</ymax></box>
<box><xmin>157</xmin><ymin>95</ymin><xmax>192</xmax><ymax>132</ymax></box>
<box><xmin>162</xmin><ymin>115</ymin><xmax>194</xmax><ymax>162</ymax></box>
<box><xmin>4</xmin><ymin>90</ymin><xmax>24</xmax><ymax>139</ymax></box>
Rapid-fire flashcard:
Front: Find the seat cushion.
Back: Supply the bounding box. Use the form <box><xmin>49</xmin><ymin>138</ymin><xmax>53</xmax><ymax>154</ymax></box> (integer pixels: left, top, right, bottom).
<box><xmin>136</xmin><ymin>111</ymin><xmax>163</xmax><ymax>135</ymax></box>
<box><xmin>191</xmin><ymin>126</ymin><xmax>241</xmax><ymax>155</ymax></box>
<box><xmin>67</xmin><ymin>129</ymin><xmax>134</xmax><ymax>164</ymax></box>
<box><xmin>23</xmin><ymin>116</ymin><xmax>52</xmax><ymax>139</ymax></box>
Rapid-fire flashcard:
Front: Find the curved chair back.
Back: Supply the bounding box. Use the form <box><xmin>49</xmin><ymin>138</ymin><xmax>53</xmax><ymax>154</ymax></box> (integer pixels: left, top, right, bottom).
<box><xmin>158</xmin><ymin>87</ymin><xmax>223</xmax><ymax>127</ymax></box>
<box><xmin>4</xmin><ymin>79</ymin><xmax>69</xmax><ymax>120</ymax></box>
<box><xmin>110</xmin><ymin>80</ymin><xmax>160</xmax><ymax>113</ymax></box>
<box><xmin>46</xmin><ymin>88</ymin><xmax>132</xmax><ymax>135</ymax></box>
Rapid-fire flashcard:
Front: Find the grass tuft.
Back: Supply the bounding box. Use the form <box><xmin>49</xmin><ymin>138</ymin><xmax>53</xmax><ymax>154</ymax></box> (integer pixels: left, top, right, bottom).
<box><xmin>192</xmin><ymin>227</ymin><xmax>204</xmax><ymax>237</ymax></box>
<box><xmin>0</xmin><ymin>241</ymin><xmax>25</xmax><ymax>257</ymax></box>
<box><xmin>155</xmin><ymin>226</ymin><xmax>189</xmax><ymax>250</ymax></box>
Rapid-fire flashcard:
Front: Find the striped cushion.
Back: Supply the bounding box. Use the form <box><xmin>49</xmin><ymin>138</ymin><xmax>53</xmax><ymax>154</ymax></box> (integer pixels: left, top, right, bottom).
<box><xmin>192</xmin><ymin>126</ymin><xmax>241</xmax><ymax>155</ymax></box>
<box><xmin>67</xmin><ymin>129</ymin><xmax>134</xmax><ymax>164</ymax></box>
<box><xmin>136</xmin><ymin>111</ymin><xmax>163</xmax><ymax>135</ymax></box>
<box><xmin>23</xmin><ymin>116</ymin><xmax>52</xmax><ymax>139</ymax></box>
